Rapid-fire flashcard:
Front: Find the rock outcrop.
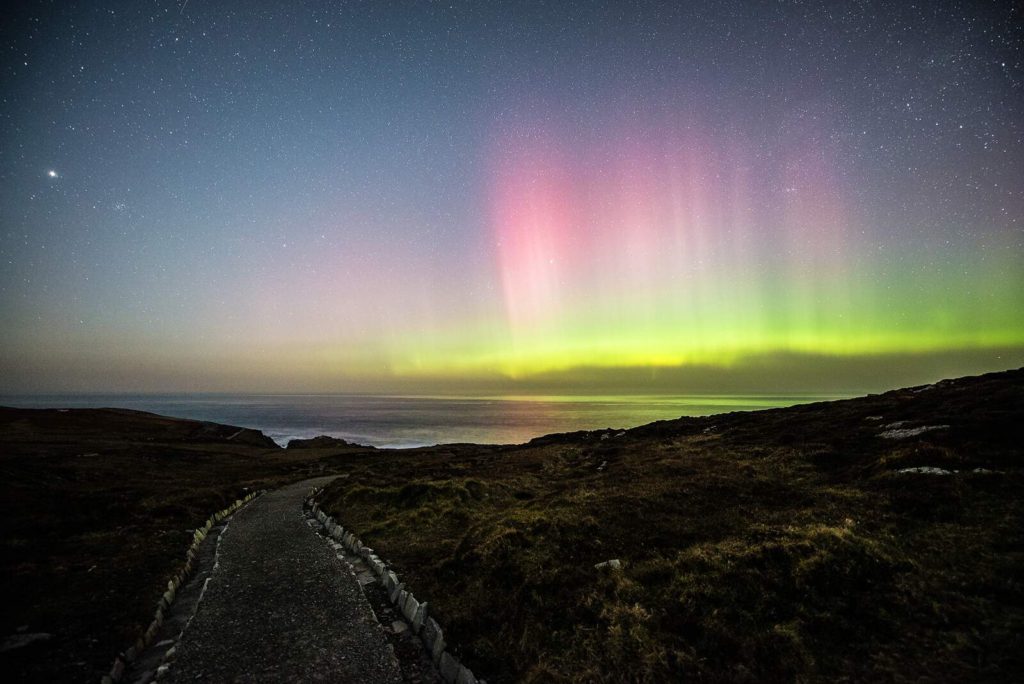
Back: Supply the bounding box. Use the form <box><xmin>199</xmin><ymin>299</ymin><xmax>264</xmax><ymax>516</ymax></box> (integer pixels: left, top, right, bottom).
<box><xmin>286</xmin><ymin>435</ymin><xmax>366</xmax><ymax>450</ymax></box>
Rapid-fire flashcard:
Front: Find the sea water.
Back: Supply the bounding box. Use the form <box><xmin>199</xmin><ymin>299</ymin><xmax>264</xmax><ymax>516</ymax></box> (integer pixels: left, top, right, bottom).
<box><xmin>0</xmin><ymin>393</ymin><xmax>847</xmax><ymax>448</ymax></box>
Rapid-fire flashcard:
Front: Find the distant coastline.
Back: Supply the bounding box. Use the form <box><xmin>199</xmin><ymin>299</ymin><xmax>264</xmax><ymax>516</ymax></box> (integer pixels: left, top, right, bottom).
<box><xmin>0</xmin><ymin>392</ymin><xmax>850</xmax><ymax>449</ymax></box>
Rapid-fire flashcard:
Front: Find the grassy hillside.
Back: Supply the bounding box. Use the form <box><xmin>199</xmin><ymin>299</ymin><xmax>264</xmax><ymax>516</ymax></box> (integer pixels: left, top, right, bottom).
<box><xmin>2</xmin><ymin>369</ymin><xmax>1020</xmax><ymax>682</ymax></box>
<box><xmin>0</xmin><ymin>408</ymin><xmax>378</xmax><ymax>682</ymax></box>
<box><xmin>315</xmin><ymin>369</ymin><xmax>1024</xmax><ymax>682</ymax></box>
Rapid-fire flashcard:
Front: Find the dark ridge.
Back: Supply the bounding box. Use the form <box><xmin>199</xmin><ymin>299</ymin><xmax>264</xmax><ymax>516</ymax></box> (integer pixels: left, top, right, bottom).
<box><xmin>286</xmin><ymin>435</ymin><xmax>373</xmax><ymax>450</ymax></box>
<box><xmin>0</xmin><ymin>406</ymin><xmax>281</xmax><ymax>450</ymax></box>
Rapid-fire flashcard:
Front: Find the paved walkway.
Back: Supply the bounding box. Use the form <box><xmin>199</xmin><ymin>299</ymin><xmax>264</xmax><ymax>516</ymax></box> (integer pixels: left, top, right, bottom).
<box><xmin>164</xmin><ymin>477</ymin><xmax>402</xmax><ymax>683</ymax></box>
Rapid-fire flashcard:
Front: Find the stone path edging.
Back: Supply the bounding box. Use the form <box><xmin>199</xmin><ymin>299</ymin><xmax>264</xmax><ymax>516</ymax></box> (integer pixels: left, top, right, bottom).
<box><xmin>100</xmin><ymin>491</ymin><xmax>263</xmax><ymax>684</ymax></box>
<box><xmin>305</xmin><ymin>487</ymin><xmax>488</xmax><ymax>684</ymax></box>
<box><xmin>161</xmin><ymin>477</ymin><xmax>403</xmax><ymax>683</ymax></box>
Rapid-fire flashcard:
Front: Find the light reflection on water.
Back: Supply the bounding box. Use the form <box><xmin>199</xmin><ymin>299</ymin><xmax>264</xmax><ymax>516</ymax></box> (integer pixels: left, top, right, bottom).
<box><xmin>0</xmin><ymin>393</ymin><xmax>849</xmax><ymax>448</ymax></box>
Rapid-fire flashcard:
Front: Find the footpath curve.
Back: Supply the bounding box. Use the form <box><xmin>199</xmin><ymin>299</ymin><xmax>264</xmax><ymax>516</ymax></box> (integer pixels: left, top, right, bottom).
<box><xmin>163</xmin><ymin>476</ymin><xmax>402</xmax><ymax>683</ymax></box>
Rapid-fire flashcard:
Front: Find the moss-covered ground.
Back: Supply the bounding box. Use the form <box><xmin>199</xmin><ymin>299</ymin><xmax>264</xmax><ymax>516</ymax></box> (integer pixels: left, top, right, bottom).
<box><xmin>317</xmin><ymin>369</ymin><xmax>1023</xmax><ymax>682</ymax></box>
<box><xmin>0</xmin><ymin>408</ymin><xmax>375</xmax><ymax>681</ymax></box>
<box><xmin>1</xmin><ymin>369</ymin><xmax>1021</xmax><ymax>682</ymax></box>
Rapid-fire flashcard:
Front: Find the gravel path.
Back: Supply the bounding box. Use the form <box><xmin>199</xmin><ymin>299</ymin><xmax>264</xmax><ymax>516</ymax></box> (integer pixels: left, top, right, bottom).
<box><xmin>164</xmin><ymin>477</ymin><xmax>402</xmax><ymax>683</ymax></box>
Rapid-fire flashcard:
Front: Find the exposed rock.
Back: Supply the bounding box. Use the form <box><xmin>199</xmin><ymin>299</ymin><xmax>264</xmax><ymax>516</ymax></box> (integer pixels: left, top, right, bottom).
<box><xmin>287</xmin><ymin>435</ymin><xmax>366</xmax><ymax>449</ymax></box>
<box><xmin>402</xmin><ymin>593</ymin><xmax>420</xmax><ymax>623</ymax></box>
<box><xmin>440</xmin><ymin>651</ymin><xmax>461</xmax><ymax>683</ymax></box>
<box><xmin>421</xmin><ymin>617</ymin><xmax>444</xmax><ymax>661</ymax></box>
<box><xmin>187</xmin><ymin>420</ymin><xmax>281</xmax><ymax>448</ymax></box>
<box><xmin>879</xmin><ymin>425</ymin><xmax>949</xmax><ymax>439</ymax></box>
<box><xmin>412</xmin><ymin>601</ymin><xmax>428</xmax><ymax>634</ymax></box>
<box><xmin>594</xmin><ymin>559</ymin><xmax>623</xmax><ymax>570</ymax></box>
<box><xmin>457</xmin><ymin>664</ymin><xmax>479</xmax><ymax>684</ymax></box>
<box><xmin>897</xmin><ymin>467</ymin><xmax>954</xmax><ymax>475</ymax></box>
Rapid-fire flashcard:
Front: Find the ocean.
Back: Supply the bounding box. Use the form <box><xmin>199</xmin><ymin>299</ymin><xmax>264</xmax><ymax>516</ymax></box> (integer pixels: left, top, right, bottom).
<box><xmin>0</xmin><ymin>393</ymin><xmax>848</xmax><ymax>448</ymax></box>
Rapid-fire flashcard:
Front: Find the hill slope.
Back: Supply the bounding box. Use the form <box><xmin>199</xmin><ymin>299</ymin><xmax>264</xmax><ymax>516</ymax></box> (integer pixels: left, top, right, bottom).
<box><xmin>1</xmin><ymin>369</ymin><xmax>1021</xmax><ymax>682</ymax></box>
<box><xmin>316</xmin><ymin>369</ymin><xmax>1024</xmax><ymax>682</ymax></box>
<box><xmin>0</xmin><ymin>407</ymin><xmax>372</xmax><ymax>682</ymax></box>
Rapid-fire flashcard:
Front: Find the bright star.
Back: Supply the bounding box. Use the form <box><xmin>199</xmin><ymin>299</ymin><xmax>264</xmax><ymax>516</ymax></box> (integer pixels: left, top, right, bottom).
<box><xmin>47</xmin><ymin>170</ymin><xmax>58</xmax><ymax>178</ymax></box>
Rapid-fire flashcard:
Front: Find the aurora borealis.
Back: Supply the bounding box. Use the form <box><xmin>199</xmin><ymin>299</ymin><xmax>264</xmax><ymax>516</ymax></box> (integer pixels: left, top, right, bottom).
<box><xmin>1</xmin><ymin>1</ymin><xmax>1022</xmax><ymax>393</ymax></box>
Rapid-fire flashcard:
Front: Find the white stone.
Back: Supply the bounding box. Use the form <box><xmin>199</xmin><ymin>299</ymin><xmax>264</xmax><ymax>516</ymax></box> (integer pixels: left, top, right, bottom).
<box><xmin>412</xmin><ymin>601</ymin><xmax>428</xmax><ymax>634</ymax></box>
<box><xmin>879</xmin><ymin>425</ymin><xmax>949</xmax><ymax>439</ymax></box>
<box><xmin>897</xmin><ymin>466</ymin><xmax>954</xmax><ymax>475</ymax></box>
<box><xmin>594</xmin><ymin>559</ymin><xmax>623</xmax><ymax>570</ymax></box>
<box><xmin>402</xmin><ymin>593</ymin><xmax>420</xmax><ymax>623</ymax></box>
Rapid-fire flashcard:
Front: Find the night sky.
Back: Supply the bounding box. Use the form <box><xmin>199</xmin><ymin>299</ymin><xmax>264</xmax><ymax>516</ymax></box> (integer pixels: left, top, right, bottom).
<box><xmin>1</xmin><ymin>1</ymin><xmax>1021</xmax><ymax>393</ymax></box>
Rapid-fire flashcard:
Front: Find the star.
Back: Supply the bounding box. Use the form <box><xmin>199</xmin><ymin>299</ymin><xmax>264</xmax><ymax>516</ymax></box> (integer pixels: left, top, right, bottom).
<box><xmin>47</xmin><ymin>170</ymin><xmax>58</xmax><ymax>178</ymax></box>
